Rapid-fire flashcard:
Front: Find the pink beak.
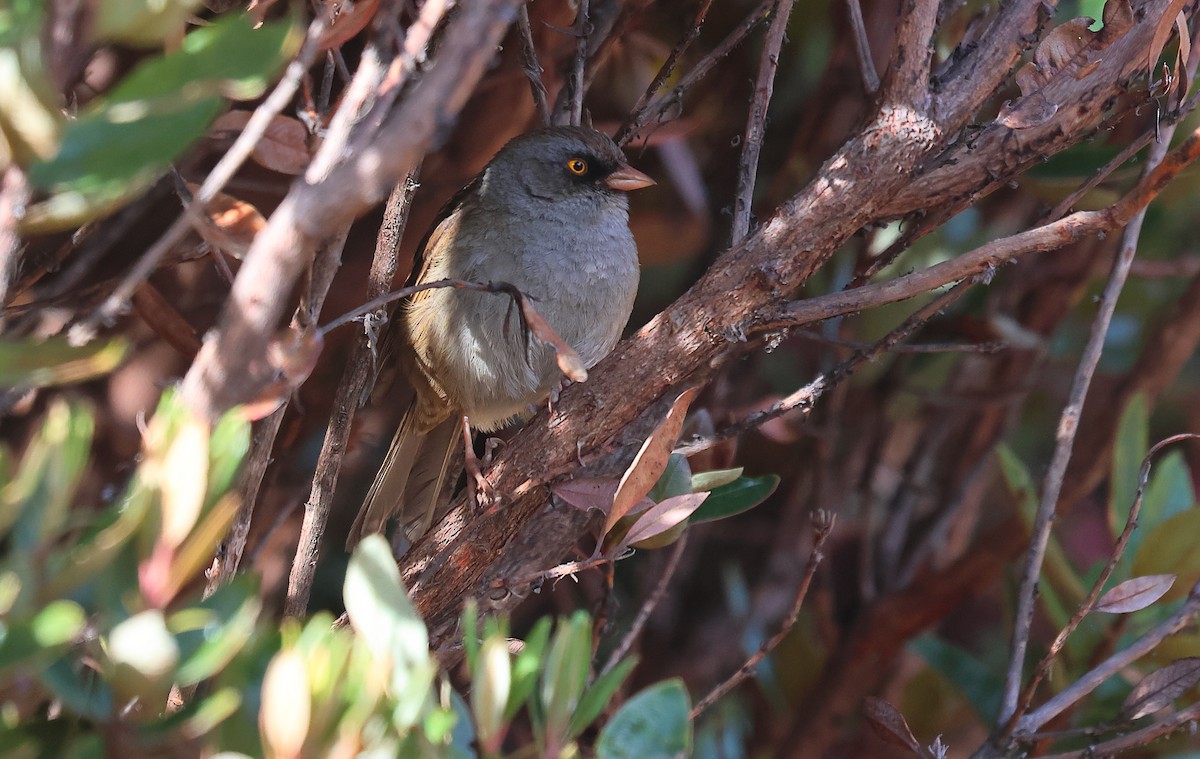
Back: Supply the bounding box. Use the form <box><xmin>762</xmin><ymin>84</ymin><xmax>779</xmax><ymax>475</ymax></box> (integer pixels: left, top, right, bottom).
<box><xmin>604</xmin><ymin>165</ymin><xmax>656</xmax><ymax>192</ymax></box>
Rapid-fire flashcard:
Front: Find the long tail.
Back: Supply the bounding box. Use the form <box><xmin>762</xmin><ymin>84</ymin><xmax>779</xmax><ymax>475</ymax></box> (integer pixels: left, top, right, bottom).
<box><xmin>347</xmin><ymin>408</ymin><xmax>459</xmax><ymax>549</ymax></box>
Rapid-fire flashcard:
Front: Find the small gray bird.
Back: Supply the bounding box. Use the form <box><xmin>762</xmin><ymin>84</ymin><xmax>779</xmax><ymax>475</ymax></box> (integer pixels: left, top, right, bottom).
<box><xmin>349</xmin><ymin>126</ymin><xmax>654</xmax><ymax>546</ymax></box>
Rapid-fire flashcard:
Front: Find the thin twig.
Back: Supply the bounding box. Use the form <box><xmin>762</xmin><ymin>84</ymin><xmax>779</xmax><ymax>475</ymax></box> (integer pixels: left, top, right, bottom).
<box><xmin>845</xmin><ymin>0</ymin><xmax>880</xmax><ymax>94</ymax></box>
<box><xmin>759</xmin><ymin>123</ymin><xmax>1200</xmax><ymax>336</ymax></box>
<box><xmin>284</xmin><ymin>171</ymin><xmax>420</xmax><ymax>617</ymax></box>
<box><xmin>1041</xmin><ymin>131</ymin><xmax>1155</xmax><ymax>225</ymax></box>
<box><xmin>80</xmin><ymin>15</ymin><xmax>328</xmax><ymax>335</ymax></box>
<box><xmin>617</xmin><ymin>0</ymin><xmax>774</xmax><ymax>147</ymax></box>
<box><xmin>678</xmin><ymin>283</ymin><xmax>973</xmax><ymax>457</ymax></box>
<box><xmin>600</xmin><ymin>532</ymin><xmax>689</xmax><ymax>675</ymax></box>
<box><xmin>690</xmin><ymin>512</ymin><xmax>833</xmax><ymax>719</ymax></box>
<box><xmin>517</xmin><ymin>4</ymin><xmax>551</xmax><ymax>126</ymax></box>
<box><xmin>204</xmin><ymin>227</ymin><xmax>352</xmax><ymax>594</ymax></box>
<box><xmin>612</xmin><ymin>0</ymin><xmax>715</xmax><ymax>146</ymax></box>
<box><xmin>1013</xmin><ymin>579</ymin><xmax>1200</xmax><ymax>736</ymax></box>
<box><xmin>570</xmin><ymin>0</ymin><xmax>589</xmax><ymax>126</ymax></box>
<box><xmin>996</xmin><ymin>111</ymin><xmax>1182</xmax><ymax>731</ymax></box>
<box><xmin>1036</xmin><ymin>700</ymin><xmax>1200</xmax><ymax>759</ymax></box>
<box><xmin>730</xmin><ymin>0</ymin><xmax>795</xmax><ymax>245</ymax></box>
<box><xmin>1014</xmin><ymin>433</ymin><xmax>1200</xmax><ymax>719</ymax></box>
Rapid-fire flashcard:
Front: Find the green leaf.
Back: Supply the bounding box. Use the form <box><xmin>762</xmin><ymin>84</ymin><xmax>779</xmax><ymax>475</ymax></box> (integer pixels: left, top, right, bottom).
<box><xmin>472</xmin><ymin>635</ymin><xmax>511</xmax><ymax>752</ymax></box>
<box><xmin>998</xmin><ymin>445</ymin><xmax>1085</xmax><ymax>609</ymax></box>
<box><xmin>689</xmin><ymin>475</ymin><xmax>779</xmax><ymax>525</ymax></box>
<box><xmin>1132</xmin><ymin>509</ymin><xmax>1200</xmax><ymax>602</ymax></box>
<box><xmin>343</xmin><ymin>535</ymin><xmax>435</xmax><ymax>728</ymax></box>
<box><xmin>93</xmin><ymin>0</ymin><xmax>202</xmax><ymax>47</ymax></box>
<box><xmin>507</xmin><ymin>616</ymin><xmax>551</xmax><ymax>720</ymax></box>
<box><xmin>909</xmin><ymin>635</ymin><xmax>1003</xmax><ymax>723</ymax></box>
<box><xmin>649</xmin><ymin>454</ymin><xmax>692</xmax><ymax>502</ymax></box>
<box><xmin>174</xmin><ymin>578</ymin><xmax>262</xmax><ymax>685</ymax></box>
<box><xmin>0</xmin><ymin>599</ymin><xmax>86</xmax><ymax>671</ymax></box>
<box><xmin>1110</xmin><ymin>394</ymin><xmax>1148</xmax><ymax>538</ymax></box>
<box><xmin>25</xmin><ymin>14</ymin><xmax>300</xmax><ymax>232</ymax></box>
<box><xmin>206</xmin><ymin>411</ymin><xmax>250</xmax><ymax>509</ymax></box>
<box><xmin>0</xmin><ymin>337</ymin><xmax>127</xmax><ymax>388</ymax></box>
<box><xmin>689</xmin><ymin>467</ymin><xmax>743</xmax><ymax>493</ymax></box>
<box><xmin>462</xmin><ymin>599</ymin><xmax>481</xmax><ymax>676</ymax></box>
<box><xmin>42</xmin><ymin>657</ymin><xmax>114</xmax><ymax>721</ymax></box>
<box><xmin>1137</xmin><ymin>450</ymin><xmax>1195</xmax><ymax>558</ymax></box>
<box><xmin>569</xmin><ymin>656</ymin><xmax>638</xmax><ymax>739</ymax></box>
<box><xmin>3</xmin><ymin>400</ymin><xmax>93</xmax><ymax>548</ymax></box>
<box><xmin>596</xmin><ymin>678</ymin><xmax>692</xmax><ymax>759</ymax></box>
<box><xmin>540</xmin><ymin>611</ymin><xmax>592</xmax><ymax>747</ymax></box>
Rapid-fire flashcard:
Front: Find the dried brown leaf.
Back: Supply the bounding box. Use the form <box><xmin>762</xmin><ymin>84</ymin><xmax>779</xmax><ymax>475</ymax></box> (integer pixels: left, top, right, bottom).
<box><xmin>1174</xmin><ymin>12</ymin><xmax>1191</xmax><ymax>99</ymax></box>
<box><xmin>997</xmin><ymin>94</ymin><xmax>1060</xmax><ymax>129</ymax></box>
<box><xmin>552</xmin><ymin>478</ymin><xmax>620</xmax><ymax>514</ymax></box>
<box><xmin>1100</xmin><ymin>0</ymin><xmax>1134</xmax><ymax>43</ymax></box>
<box><xmin>1120</xmin><ymin>658</ymin><xmax>1200</xmax><ymax>720</ymax></box>
<box><xmin>267</xmin><ymin>327</ymin><xmax>324</xmax><ymax>386</ymax></box>
<box><xmin>517</xmin><ymin>296</ymin><xmax>588</xmax><ymax>382</ymax></box>
<box><xmin>863</xmin><ymin>697</ymin><xmax>923</xmax><ymax>755</ymax></box>
<box><xmin>209</xmin><ymin>112</ymin><xmax>312</xmax><ymax>175</ymax></box>
<box><xmin>606</xmin><ymin>386</ymin><xmax>700</xmax><ymax>533</ymax></box>
<box><xmin>184</xmin><ymin>181</ymin><xmax>266</xmax><ymax>260</ymax></box>
<box><xmin>1148</xmin><ymin>0</ymin><xmax>1191</xmax><ymax>82</ymax></box>
<box><xmin>1095</xmin><ymin>574</ymin><xmax>1176</xmax><ymax>614</ymax></box>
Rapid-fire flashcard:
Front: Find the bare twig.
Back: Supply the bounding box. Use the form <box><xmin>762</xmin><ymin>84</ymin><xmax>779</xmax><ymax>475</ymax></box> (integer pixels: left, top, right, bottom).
<box><xmin>996</xmin><ymin>111</ymin><xmax>1184</xmax><ymax>731</ymax></box>
<box><xmin>517</xmin><ymin>4</ymin><xmax>551</xmax><ymax>126</ymax></box>
<box><xmin>845</xmin><ymin>0</ymin><xmax>880</xmax><ymax>94</ymax></box>
<box><xmin>80</xmin><ymin>15</ymin><xmax>329</xmax><ymax>335</ymax></box>
<box><xmin>1040</xmin><ymin>131</ymin><xmax>1155</xmax><ymax>224</ymax></box>
<box><xmin>617</xmin><ymin>0</ymin><xmax>774</xmax><ymax>147</ymax></box>
<box><xmin>600</xmin><ymin>532</ymin><xmax>689</xmax><ymax>675</ymax></box>
<box><xmin>612</xmin><ymin>0</ymin><xmax>714</xmax><ymax>146</ymax></box>
<box><xmin>678</xmin><ymin>282</ymin><xmax>974</xmax><ymax>457</ymax></box>
<box><xmin>204</xmin><ymin>227</ymin><xmax>352</xmax><ymax>594</ymax></box>
<box><xmin>1036</xmin><ymin>701</ymin><xmax>1200</xmax><ymax>759</ymax></box>
<box><xmin>285</xmin><ymin>172</ymin><xmax>420</xmax><ymax>617</ymax></box>
<box><xmin>1014</xmin><ymin>433</ymin><xmax>1200</xmax><ymax>719</ymax></box>
<box><xmin>730</xmin><ymin>0</ymin><xmax>796</xmax><ymax>245</ymax></box>
<box><xmin>553</xmin><ymin>0</ymin><xmax>590</xmax><ymax>126</ymax></box>
<box><xmin>690</xmin><ymin>512</ymin><xmax>833</xmax><ymax>719</ymax></box>
<box><xmin>1013</xmin><ymin>579</ymin><xmax>1200</xmax><ymax>737</ymax></box>
<box><xmin>760</xmin><ymin>124</ymin><xmax>1200</xmax><ymax>337</ymax></box>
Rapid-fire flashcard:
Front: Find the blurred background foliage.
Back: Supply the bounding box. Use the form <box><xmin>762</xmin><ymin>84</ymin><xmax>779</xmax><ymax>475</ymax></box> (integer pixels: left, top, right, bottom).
<box><xmin>2</xmin><ymin>0</ymin><xmax>1200</xmax><ymax>756</ymax></box>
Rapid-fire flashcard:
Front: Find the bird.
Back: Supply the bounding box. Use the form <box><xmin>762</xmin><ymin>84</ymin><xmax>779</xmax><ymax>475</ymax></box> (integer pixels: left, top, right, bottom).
<box><xmin>348</xmin><ymin>126</ymin><xmax>654</xmax><ymax>548</ymax></box>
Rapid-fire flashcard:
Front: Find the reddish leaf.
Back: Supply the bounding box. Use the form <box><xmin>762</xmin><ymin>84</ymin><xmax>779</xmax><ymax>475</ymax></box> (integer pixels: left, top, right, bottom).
<box><xmin>184</xmin><ymin>181</ymin><xmax>266</xmax><ymax>260</ymax></box>
<box><xmin>552</xmin><ymin>478</ymin><xmax>620</xmax><ymax>514</ymax></box>
<box><xmin>1095</xmin><ymin>574</ymin><xmax>1176</xmax><ymax>614</ymax></box>
<box><xmin>1120</xmin><ymin>658</ymin><xmax>1200</xmax><ymax>720</ymax></box>
<box><xmin>209</xmin><ymin>112</ymin><xmax>312</xmax><ymax>175</ymax></box>
<box><xmin>318</xmin><ymin>0</ymin><xmax>382</xmax><ymax>50</ymax></box>
<box><xmin>863</xmin><ymin>697</ymin><xmax>923</xmax><ymax>756</ymax></box>
<box><xmin>618</xmin><ymin>492</ymin><xmax>708</xmax><ymax>551</ymax></box>
<box><xmin>607</xmin><ymin>386</ymin><xmax>700</xmax><ymax>533</ymax></box>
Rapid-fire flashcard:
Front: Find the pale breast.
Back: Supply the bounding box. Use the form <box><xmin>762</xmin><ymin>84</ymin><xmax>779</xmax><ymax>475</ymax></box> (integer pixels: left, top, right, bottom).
<box><xmin>404</xmin><ymin>201</ymin><xmax>639</xmax><ymax>432</ymax></box>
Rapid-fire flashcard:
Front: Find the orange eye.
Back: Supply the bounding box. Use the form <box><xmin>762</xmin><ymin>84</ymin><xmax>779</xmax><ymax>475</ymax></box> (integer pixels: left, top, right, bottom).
<box><xmin>567</xmin><ymin>158</ymin><xmax>588</xmax><ymax>175</ymax></box>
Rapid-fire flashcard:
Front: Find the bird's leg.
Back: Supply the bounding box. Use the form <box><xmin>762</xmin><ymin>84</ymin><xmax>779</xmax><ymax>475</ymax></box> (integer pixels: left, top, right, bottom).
<box><xmin>461</xmin><ymin>415</ymin><xmax>497</xmax><ymax>509</ymax></box>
